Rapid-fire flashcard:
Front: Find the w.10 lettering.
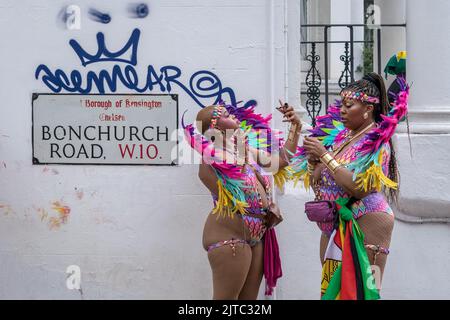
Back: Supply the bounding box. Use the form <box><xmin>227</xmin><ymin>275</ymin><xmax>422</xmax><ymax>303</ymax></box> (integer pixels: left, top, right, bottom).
<box><xmin>119</xmin><ymin>144</ymin><xmax>158</xmax><ymax>160</ymax></box>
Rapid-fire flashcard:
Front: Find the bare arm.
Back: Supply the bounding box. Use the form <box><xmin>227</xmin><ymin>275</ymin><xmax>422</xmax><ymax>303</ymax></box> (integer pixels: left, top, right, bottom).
<box><xmin>329</xmin><ymin>163</ymin><xmax>372</xmax><ymax>199</ymax></box>
<box><xmin>248</xmin><ymin>129</ymin><xmax>300</xmax><ymax>172</ymax></box>
<box><xmin>198</xmin><ymin>163</ymin><xmax>218</xmax><ymax>196</ymax></box>
<box><xmin>279</xmin><ymin>122</ymin><xmax>302</xmax><ymax>168</ymax></box>
<box><xmin>251</xmin><ymin>102</ymin><xmax>302</xmax><ymax>172</ymax></box>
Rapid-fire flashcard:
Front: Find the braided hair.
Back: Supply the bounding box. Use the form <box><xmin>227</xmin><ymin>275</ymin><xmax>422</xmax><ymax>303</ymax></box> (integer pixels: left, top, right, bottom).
<box><xmin>341</xmin><ymin>72</ymin><xmax>400</xmax><ymax>204</ymax></box>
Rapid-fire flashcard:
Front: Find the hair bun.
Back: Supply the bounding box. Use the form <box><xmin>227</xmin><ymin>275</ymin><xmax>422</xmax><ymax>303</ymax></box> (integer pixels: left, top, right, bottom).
<box><xmin>363</xmin><ymin>73</ymin><xmax>378</xmax><ymax>85</ymax></box>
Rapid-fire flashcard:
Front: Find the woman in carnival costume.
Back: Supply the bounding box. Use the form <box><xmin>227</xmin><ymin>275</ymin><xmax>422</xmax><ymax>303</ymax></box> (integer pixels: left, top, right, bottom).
<box><xmin>289</xmin><ymin>72</ymin><xmax>409</xmax><ymax>299</ymax></box>
<box><xmin>183</xmin><ymin>101</ymin><xmax>300</xmax><ymax>299</ymax></box>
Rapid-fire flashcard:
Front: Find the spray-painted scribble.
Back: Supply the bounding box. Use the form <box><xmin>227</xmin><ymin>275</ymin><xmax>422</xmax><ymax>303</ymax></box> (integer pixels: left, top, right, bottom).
<box><xmin>88</xmin><ymin>8</ymin><xmax>111</xmax><ymax>24</ymax></box>
<box><xmin>58</xmin><ymin>5</ymin><xmax>81</xmax><ymax>30</ymax></box>
<box><xmin>35</xmin><ymin>28</ymin><xmax>257</xmax><ymax>109</ymax></box>
<box><xmin>128</xmin><ymin>3</ymin><xmax>149</xmax><ymax>18</ymax></box>
<box><xmin>69</xmin><ymin>28</ymin><xmax>139</xmax><ymax>66</ymax></box>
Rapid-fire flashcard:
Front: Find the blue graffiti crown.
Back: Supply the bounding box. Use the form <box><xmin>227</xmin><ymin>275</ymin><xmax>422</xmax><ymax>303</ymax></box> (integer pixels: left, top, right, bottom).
<box><xmin>69</xmin><ymin>28</ymin><xmax>140</xmax><ymax>67</ymax></box>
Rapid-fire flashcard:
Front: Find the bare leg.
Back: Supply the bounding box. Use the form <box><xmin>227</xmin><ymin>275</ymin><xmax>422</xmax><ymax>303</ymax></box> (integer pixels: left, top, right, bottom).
<box><xmin>207</xmin><ymin>243</ymin><xmax>252</xmax><ymax>300</ymax></box>
<box><xmin>238</xmin><ymin>241</ymin><xmax>264</xmax><ymax>300</ymax></box>
<box><xmin>357</xmin><ymin>212</ymin><xmax>395</xmax><ymax>287</ymax></box>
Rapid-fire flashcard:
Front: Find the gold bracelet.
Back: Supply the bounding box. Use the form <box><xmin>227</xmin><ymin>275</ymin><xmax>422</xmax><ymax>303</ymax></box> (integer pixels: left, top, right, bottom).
<box><xmin>325</xmin><ymin>159</ymin><xmax>342</xmax><ymax>173</ymax></box>
<box><xmin>319</xmin><ymin>151</ymin><xmax>329</xmax><ymax>158</ymax></box>
<box><xmin>320</xmin><ymin>152</ymin><xmax>342</xmax><ymax>173</ymax></box>
<box><xmin>320</xmin><ymin>152</ymin><xmax>334</xmax><ymax>165</ymax></box>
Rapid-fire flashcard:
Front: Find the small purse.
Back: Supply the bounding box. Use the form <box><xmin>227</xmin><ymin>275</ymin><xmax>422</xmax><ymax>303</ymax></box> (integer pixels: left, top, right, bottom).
<box><xmin>304</xmin><ymin>200</ymin><xmax>336</xmax><ymax>223</ymax></box>
<box><xmin>265</xmin><ymin>202</ymin><xmax>284</xmax><ymax>228</ymax></box>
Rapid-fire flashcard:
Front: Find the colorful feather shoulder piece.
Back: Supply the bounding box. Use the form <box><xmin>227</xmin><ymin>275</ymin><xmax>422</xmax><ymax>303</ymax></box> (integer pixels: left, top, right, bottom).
<box><xmin>222</xmin><ymin>100</ymin><xmax>284</xmax><ymax>152</ymax></box>
<box><xmin>288</xmin><ymin>99</ymin><xmax>346</xmax><ymax>189</ymax></box>
<box><xmin>349</xmin><ymin>76</ymin><xmax>409</xmax><ymax>192</ymax></box>
<box><xmin>182</xmin><ymin>111</ymin><xmax>249</xmax><ymax>218</ymax></box>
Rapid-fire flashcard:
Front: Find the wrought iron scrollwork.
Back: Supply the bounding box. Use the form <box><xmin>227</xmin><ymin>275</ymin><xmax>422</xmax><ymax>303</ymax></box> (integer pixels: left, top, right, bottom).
<box><xmin>338</xmin><ymin>42</ymin><xmax>352</xmax><ymax>89</ymax></box>
<box><xmin>305</xmin><ymin>43</ymin><xmax>322</xmax><ymax>126</ymax></box>
<box><xmin>301</xmin><ymin>23</ymin><xmax>405</xmax><ymax>126</ymax></box>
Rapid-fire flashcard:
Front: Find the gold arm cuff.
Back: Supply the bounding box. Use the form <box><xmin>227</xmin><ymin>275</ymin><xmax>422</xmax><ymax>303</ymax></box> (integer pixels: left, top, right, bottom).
<box><xmin>325</xmin><ymin>159</ymin><xmax>342</xmax><ymax>173</ymax></box>
<box><xmin>320</xmin><ymin>152</ymin><xmax>334</xmax><ymax>165</ymax></box>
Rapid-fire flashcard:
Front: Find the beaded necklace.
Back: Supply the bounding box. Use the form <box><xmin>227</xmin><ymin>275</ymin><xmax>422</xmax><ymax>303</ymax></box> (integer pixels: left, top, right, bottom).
<box><xmin>332</xmin><ymin>122</ymin><xmax>374</xmax><ymax>156</ymax></box>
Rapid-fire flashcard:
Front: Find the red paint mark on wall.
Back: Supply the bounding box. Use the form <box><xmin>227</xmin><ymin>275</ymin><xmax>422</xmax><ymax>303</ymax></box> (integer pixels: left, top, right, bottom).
<box><xmin>49</xmin><ymin>201</ymin><xmax>71</xmax><ymax>229</ymax></box>
<box><xmin>42</xmin><ymin>167</ymin><xmax>59</xmax><ymax>175</ymax></box>
<box><xmin>75</xmin><ymin>188</ymin><xmax>84</xmax><ymax>200</ymax></box>
<box><xmin>36</xmin><ymin>201</ymin><xmax>71</xmax><ymax>230</ymax></box>
<box><xmin>0</xmin><ymin>203</ymin><xmax>14</xmax><ymax>215</ymax></box>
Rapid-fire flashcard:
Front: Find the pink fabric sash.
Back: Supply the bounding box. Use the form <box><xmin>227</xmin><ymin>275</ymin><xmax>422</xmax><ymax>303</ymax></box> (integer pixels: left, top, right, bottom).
<box><xmin>263</xmin><ymin>227</ymin><xmax>282</xmax><ymax>296</ymax></box>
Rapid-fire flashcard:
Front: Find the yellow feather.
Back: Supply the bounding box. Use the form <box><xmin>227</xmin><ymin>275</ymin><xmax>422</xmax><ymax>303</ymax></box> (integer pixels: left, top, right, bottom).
<box><xmin>274</xmin><ymin>166</ymin><xmax>292</xmax><ymax>191</ymax></box>
<box><xmin>212</xmin><ymin>180</ymin><xmax>248</xmax><ymax>218</ymax></box>
<box><xmin>356</xmin><ymin>163</ymin><xmax>398</xmax><ymax>192</ymax></box>
<box><xmin>289</xmin><ymin>168</ymin><xmax>312</xmax><ymax>191</ymax></box>
<box><xmin>290</xmin><ymin>168</ymin><xmax>306</xmax><ymax>186</ymax></box>
<box><xmin>304</xmin><ymin>172</ymin><xmax>311</xmax><ymax>190</ymax></box>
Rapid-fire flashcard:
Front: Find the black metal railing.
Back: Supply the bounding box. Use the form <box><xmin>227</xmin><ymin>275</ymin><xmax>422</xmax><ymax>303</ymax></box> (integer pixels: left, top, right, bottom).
<box><xmin>301</xmin><ymin>24</ymin><xmax>406</xmax><ymax>125</ymax></box>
